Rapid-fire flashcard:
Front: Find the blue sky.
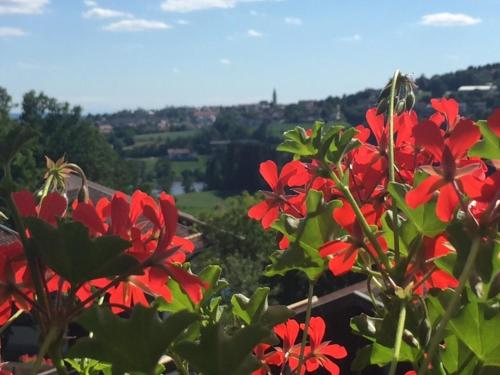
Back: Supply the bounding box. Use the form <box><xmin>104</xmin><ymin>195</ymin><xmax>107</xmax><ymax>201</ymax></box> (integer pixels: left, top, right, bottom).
<box><xmin>1</xmin><ymin>0</ymin><xmax>499</xmax><ymax>113</ymax></box>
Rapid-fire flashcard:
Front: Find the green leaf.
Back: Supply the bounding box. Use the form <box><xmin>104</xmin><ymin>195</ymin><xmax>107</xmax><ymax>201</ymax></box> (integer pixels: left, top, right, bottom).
<box><xmin>388</xmin><ymin>182</ymin><xmax>447</xmax><ymax>237</ymax></box>
<box><xmin>26</xmin><ymin>218</ymin><xmax>138</xmax><ymax>285</ymax></box>
<box><xmin>231</xmin><ymin>287</ymin><xmax>269</xmax><ymax>325</ymax></box>
<box><xmin>326</xmin><ymin>127</ymin><xmax>361</xmax><ymax>164</ymax></box>
<box><xmin>381</xmin><ymin>211</ymin><xmax>420</xmax><ymax>256</ymax></box>
<box><xmin>68</xmin><ymin>306</ymin><xmax>199</xmax><ymax>375</ymax></box>
<box><xmin>351</xmin><ymin>343</ymin><xmax>417</xmax><ymax>371</ymax></box>
<box><xmin>231</xmin><ymin>287</ymin><xmax>294</xmax><ymax>327</ymax></box>
<box><xmin>469</xmin><ymin>120</ymin><xmax>500</xmax><ymax>160</ymax></box>
<box><xmin>264</xmin><ymin>244</ymin><xmax>326</xmax><ymax>281</ymax></box>
<box><xmin>350</xmin><ymin>313</ymin><xmax>382</xmax><ymax>341</ymax></box>
<box><xmin>441</xmin><ymin>335</ymin><xmax>481</xmax><ymax>375</ymax></box>
<box><xmin>448</xmin><ymin>300</ymin><xmax>500</xmax><ymax>366</ymax></box>
<box><xmin>156</xmin><ymin>278</ymin><xmax>195</xmax><ymax>314</ymax></box>
<box><xmin>265</xmin><ymin>190</ymin><xmax>340</xmax><ymax>280</ymax></box>
<box><xmin>277</xmin><ymin>126</ymin><xmax>317</xmax><ymax>157</ymax></box>
<box><xmin>175</xmin><ymin>322</ymin><xmax>271</xmax><ymax>375</ymax></box>
<box><xmin>428</xmin><ymin>289</ymin><xmax>500</xmax><ymax>367</ymax></box>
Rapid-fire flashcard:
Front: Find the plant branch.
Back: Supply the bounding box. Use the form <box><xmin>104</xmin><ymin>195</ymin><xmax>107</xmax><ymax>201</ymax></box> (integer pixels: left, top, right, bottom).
<box><xmin>418</xmin><ymin>236</ymin><xmax>481</xmax><ymax>375</ymax></box>
<box><xmin>389</xmin><ymin>302</ymin><xmax>407</xmax><ymax>375</ymax></box>
<box><xmin>296</xmin><ymin>280</ymin><xmax>315</xmax><ymax>375</ymax></box>
<box><xmin>321</xmin><ymin>162</ymin><xmax>390</xmax><ymax>269</ymax></box>
<box><xmin>388</xmin><ymin>69</ymin><xmax>401</xmax><ymax>263</ymax></box>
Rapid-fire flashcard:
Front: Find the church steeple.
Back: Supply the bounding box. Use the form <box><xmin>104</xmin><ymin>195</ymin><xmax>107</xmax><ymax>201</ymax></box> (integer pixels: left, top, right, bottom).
<box><xmin>272</xmin><ymin>88</ymin><xmax>277</xmax><ymax>106</ymax></box>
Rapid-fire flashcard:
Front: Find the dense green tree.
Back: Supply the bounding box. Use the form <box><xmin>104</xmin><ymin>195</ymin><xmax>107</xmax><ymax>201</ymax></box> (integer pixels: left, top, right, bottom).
<box><xmin>155</xmin><ymin>157</ymin><xmax>174</xmax><ymax>192</ymax></box>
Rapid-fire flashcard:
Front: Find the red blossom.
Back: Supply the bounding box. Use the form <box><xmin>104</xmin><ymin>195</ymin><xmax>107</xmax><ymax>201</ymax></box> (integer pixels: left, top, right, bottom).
<box><xmin>320</xmin><ymin>202</ymin><xmax>385</xmax><ymax>276</ymax></box>
<box><xmin>300</xmin><ymin>317</ymin><xmax>347</xmax><ymax>375</ymax></box>
<box><xmin>406</xmin><ymin>119</ymin><xmax>482</xmax><ymax>222</ymax></box>
<box><xmin>248</xmin><ymin>160</ymin><xmax>309</xmax><ymax>229</ymax></box>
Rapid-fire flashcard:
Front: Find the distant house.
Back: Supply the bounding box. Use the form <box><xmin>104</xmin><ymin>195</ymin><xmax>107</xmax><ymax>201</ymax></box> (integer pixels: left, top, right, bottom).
<box><xmin>458</xmin><ymin>83</ymin><xmax>497</xmax><ymax>92</ymax></box>
<box><xmin>98</xmin><ymin>124</ymin><xmax>113</xmax><ymax>134</ymax></box>
<box><xmin>167</xmin><ymin>148</ymin><xmax>198</xmax><ymax>161</ymax></box>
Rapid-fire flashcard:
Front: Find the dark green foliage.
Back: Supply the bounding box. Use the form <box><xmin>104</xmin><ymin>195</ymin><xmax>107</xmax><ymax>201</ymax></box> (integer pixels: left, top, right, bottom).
<box><xmin>26</xmin><ymin>218</ymin><xmax>138</xmax><ymax>286</ymax></box>
<box><xmin>69</xmin><ymin>306</ymin><xmax>199</xmax><ymax>375</ymax></box>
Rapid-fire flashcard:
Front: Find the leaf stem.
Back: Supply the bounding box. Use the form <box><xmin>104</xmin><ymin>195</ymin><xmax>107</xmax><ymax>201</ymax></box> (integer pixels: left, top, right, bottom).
<box><xmin>388</xmin><ymin>69</ymin><xmax>401</xmax><ymax>263</ymax></box>
<box><xmin>296</xmin><ymin>280</ymin><xmax>315</xmax><ymax>375</ymax></box>
<box><xmin>418</xmin><ymin>236</ymin><xmax>481</xmax><ymax>375</ymax></box>
<box><xmin>388</xmin><ymin>302</ymin><xmax>407</xmax><ymax>375</ymax></box>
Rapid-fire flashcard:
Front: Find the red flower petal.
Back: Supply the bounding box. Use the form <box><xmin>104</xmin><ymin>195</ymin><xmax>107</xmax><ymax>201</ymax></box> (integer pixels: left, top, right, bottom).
<box><xmin>366</xmin><ymin>108</ymin><xmax>386</xmax><ymax>145</ymax></box>
<box><xmin>436</xmin><ymin>182</ymin><xmax>459</xmax><ymax>222</ymax></box>
<box><xmin>320</xmin><ymin>357</ymin><xmax>341</xmax><ymax>375</ymax></box>
<box><xmin>321</xmin><ymin>344</ymin><xmax>348</xmax><ymax>359</ymax></box>
<box><xmin>413</xmin><ymin>120</ymin><xmax>444</xmax><ymax>161</ymax></box>
<box><xmin>319</xmin><ymin>241</ymin><xmax>351</xmax><ymax>258</ymax></box>
<box><xmin>248</xmin><ymin>200</ymin><xmax>271</xmax><ymax>220</ymax></box>
<box><xmin>406</xmin><ymin>175</ymin><xmax>443</xmax><ymax>209</ymax></box>
<box><xmin>487</xmin><ymin>108</ymin><xmax>500</xmax><ymax>137</ymax></box>
<box><xmin>259</xmin><ymin>160</ymin><xmax>278</xmax><ymax>190</ymax></box>
<box><xmin>39</xmin><ymin>193</ymin><xmax>67</xmax><ymax>225</ymax></box>
<box><xmin>164</xmin><ymin>263</ymin><xmax>206</xmax><ymax>304</ymax></box>
<box><xmin>274</xmin><ymin>319</ymin><xmax>299</xmax><ymax>352</ymax></box>
<box><xmin>110</xmin><ymin>193</ymin><xmax>131</xmax><ymax>237</ymax></box>
<box><xmin>11</xmin><ymin>190</ymin><xmax>37</xmax><ymax>217</ymax></box>
<box><xmin>431</xmin><ymin>98</ymin><xmax>459</xmax><ymax>129</ymax></box>
<box><xmin>261</xmin><ymin>205</ymin><xmax>280</xmax><ymax>229</ymax></box>
<box><xmin>327</xmin><ymin>246</ymin><xmax>357</xmax><ymax>276</ymax></box>
<box><xmin>446</xmin><ymin>119</ymin><xmax>480</xmax><ymax>160</ymax></box>
<box><xmin>73</xmin><ymin>202</ymin><xmax>107</xmax><ymax>235</ymax></box>
<box><xmin>303</xmin><ymin>316</ymin><xmax>325</xmax><ymax>349</ymax></box>
<box><xmin>159</xmin><ymin>192</ymin><xmax>178</xmax><ymax>245</ymax></box>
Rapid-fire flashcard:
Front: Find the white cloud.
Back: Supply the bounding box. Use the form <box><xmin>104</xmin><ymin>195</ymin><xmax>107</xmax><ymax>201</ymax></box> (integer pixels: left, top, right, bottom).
<box><xmin>247</xmin><ymin>28</ymin><xmax>263</xmax><ymax>37</ymax></box>
<box><xmin>83</xmin><ymin>0</ymin><xmax>97</xmax><ymax>7</ymax></box>
<box><xmin>284</xmin><ymin>16</ymin><xmax>302</xmax><ymax>26</ymax></box>
<box><xmin>220</xmin><ymin>58</ymin><xmax>231</xmax><ymax>65</ymax></box>
<box><xmin>0</xmin><ymin>0</ymin><xmax>49</xmax><ymax>14</ymax></box>
<box><xmin>161</xmin><ymin>0</ymin><xmax>277</xmax><ymax>13</ymax></box>
<box><xmin>103</xmin><ymin>19</ymin><xmax>171</xmax><ymax>32</ymax></box>
<box><xmin>177</xmin><ymin>19</ymin><xmax>190</xmax><ymax>25</ymax></box>
<box><xmin>338</xmin><ymin>33</ymin><xmax>361</xmax><ymax>42</ymax></box>
<box><xmin>162</xmin><ymin>0</ymin><xmax>236</xmax><ymax>13</ymax></box>
<box><xmin>249</xmin><ymin>9</ymin><xmax>258</xmax><ymax>16</ymax></box>
<box><xmin>420</xmin><ymin>12</ymin><xmax>481</xmax><ymax>27</ymax></box>
<box><xmin>0</xmin><ymin>26</ymin><xmax>26</xmax><ymax>37</ymax></box>
<box><xmin>83</xmin><ymin>7</ymin><xmax>133</xmax><ymax>19</ymax></box>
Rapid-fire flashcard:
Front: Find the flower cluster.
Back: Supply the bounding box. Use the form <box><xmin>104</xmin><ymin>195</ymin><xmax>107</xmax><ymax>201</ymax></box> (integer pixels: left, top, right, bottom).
<box><xmin>249</xmin><ymin>98</ymin><xmax>499</xmax><ymax>295</ymax></box>
<box><xmin>0</xmin><ymin>189</ymin><xmax>203</xmax><ymax>324</ymax></box>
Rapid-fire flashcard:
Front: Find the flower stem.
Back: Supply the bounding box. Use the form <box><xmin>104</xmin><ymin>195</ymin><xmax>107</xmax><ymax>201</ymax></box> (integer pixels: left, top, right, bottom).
<box><xmin>296</xmin><ymin>281</ymin><xmax>315</xmax><ymax>374</ymax></box>
<box><xmin>418</xmin><ymin>236</ymin><xmax>481</xmax><ymax>375</ymax></box>
<box><xmin>324</xmin><ymin>165</ymin><xmax>390</xmax><ymax>269</ymax></box>
<box><xmin>388</xmin><ymin>69</ymin><xmax>401</xmax><ymax>263</ymax></box>
<box><xmin>389</xmin><ymin>302</ymin><xmax>407</xmax><ymax>375</ymax></box>
<box><xmin>170</xmin><ymin>351</ymin><xmax>190</xmax><ymax>375</ymax></box>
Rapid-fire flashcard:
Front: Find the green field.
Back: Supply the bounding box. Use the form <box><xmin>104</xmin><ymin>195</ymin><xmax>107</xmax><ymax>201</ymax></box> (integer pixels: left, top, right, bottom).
<box><xmin>175</xmin><ymin>190</ymin><xmax>231</xmax><ymax>216</ymax></box>
<box><xmin>133</xmin><ymin>130</ymin><xmax>200</xmax><ymax>146</ymax></box>
<box><xmin>129</xmin><ymin>155</ymin><xmax>207</xmax><ymax>179</ymax></box>
<box><xmin>171</xmin><ymin>155</ymin><xmax>207</xmax><ymax>176</ymax></box>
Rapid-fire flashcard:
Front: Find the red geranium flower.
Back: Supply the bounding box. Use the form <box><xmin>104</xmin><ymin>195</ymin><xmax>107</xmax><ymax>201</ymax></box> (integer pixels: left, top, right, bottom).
<box><xmin>430</xmin><ymin>98</ymin><xmax>459</xmax><ymax>130</ymax></box>
<box><xmin>320</xmin><ymin>202</ymin><xmax>385</xmax><ymax>276</ymax></box>
<box><xmin>248</xmin><ymin>160</ymin><xmax>309</xmax><ymax>229</ymax></box>
<box><xmin>411</xmin><ymin>235</ymin><xmax>458</xmax><ymax>295</ymax></box>
<box><xmin>406</xmin><ymin>118</ymin><xmax>482</xmax><ymax>222</ymax></box>
<box><xmin>300</xmin><ymin>317</ymin><xmax>347</xmax><ymax>375</ymax></box>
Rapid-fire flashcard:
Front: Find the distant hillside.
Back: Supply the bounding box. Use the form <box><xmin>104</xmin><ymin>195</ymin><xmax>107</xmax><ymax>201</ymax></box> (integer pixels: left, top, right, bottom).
<box><xmin>88</xmin><ymin>62</ymin><xmax>500</xmax><ymax>130</ymax></box>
